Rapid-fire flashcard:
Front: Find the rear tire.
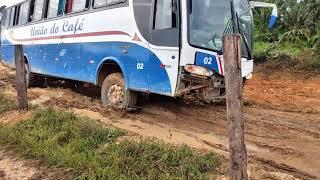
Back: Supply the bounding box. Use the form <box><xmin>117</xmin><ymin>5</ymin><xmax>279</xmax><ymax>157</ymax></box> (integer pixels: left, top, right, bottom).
<box><xmin>101</xmin><ymin>73</ymin><xmax>137</xmax><ymax>110</ymax></box>
<box><xmin>25</xmin><ymin>64</ymin><xmax>44</xmax><ymax>88</ymax></box>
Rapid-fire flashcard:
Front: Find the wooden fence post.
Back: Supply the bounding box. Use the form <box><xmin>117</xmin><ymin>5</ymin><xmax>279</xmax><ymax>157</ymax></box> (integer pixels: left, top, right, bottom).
<box><xmin>14</xmin><ymin>44</ymin><xmax>28</xmax><ymax>111</ymax></box>
<box><xmin>223</xmin><ymin>34</ymin><xmax>248</xmax><ymax>180</ymax></box>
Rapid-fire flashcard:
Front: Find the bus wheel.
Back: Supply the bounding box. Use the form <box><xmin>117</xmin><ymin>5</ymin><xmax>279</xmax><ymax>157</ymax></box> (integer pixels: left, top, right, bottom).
<box><xmin>101</xmin><ymin>73</ymin><xmax>137</xmax><ymax>110</ymax></box>
<box><xmin>25</xmin><ymin>64</ymin><xmax>43</xmax><ymax>88</ymax></box>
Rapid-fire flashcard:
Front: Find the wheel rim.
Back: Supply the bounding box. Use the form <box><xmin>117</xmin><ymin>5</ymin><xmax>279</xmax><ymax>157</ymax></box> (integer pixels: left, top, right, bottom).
<box><xmin>107</xmin><ymin>84</ymin><xmax>124</xmax><ymax>105</ymax></box>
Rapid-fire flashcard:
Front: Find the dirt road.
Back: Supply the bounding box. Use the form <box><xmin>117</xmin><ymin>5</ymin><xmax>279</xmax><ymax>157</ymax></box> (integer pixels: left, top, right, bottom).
<box><xmin>0</xmin><ymin>63</ymin><xmax>319</xmax><ymax>180</ymax></box>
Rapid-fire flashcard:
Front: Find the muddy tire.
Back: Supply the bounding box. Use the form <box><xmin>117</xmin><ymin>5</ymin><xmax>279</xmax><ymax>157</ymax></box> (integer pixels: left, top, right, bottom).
<box><xmin>25</xmin><ymin>64</ymin><xmax>44</xmax><ymax>88</ymax></box>
<box><xmin>101</xmin><ymin>73</ymin><xmax>137</xmax><ymax>110</ymax></box>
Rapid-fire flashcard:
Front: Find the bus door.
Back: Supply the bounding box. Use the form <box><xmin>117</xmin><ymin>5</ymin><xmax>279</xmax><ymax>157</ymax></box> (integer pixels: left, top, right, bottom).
<box><xmin>147</xmin><ymin>0</ymin><xmax>180</xmax><ymax>95</ymax></box>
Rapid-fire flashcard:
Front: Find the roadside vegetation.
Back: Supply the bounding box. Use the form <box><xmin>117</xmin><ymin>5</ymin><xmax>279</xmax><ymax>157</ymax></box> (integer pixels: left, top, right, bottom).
<box><xmin>253</xmin><ymin>0</ymin><xmax>320</xmax><ymax>71</ymax></box>
<box><xmin>0</xmin><ymin>107</ymin><xmax>222</xmax><ymax>179</ymax></box>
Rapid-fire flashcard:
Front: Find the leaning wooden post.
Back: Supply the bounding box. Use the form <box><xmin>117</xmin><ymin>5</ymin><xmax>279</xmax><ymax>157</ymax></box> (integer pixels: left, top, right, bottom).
<box><xmin>223</xmin><ymin>34</ymin><xmax>248</xmax><ymax>180</ymax></box>
<box><xmin>14</xmin><ymin>44</ymin><xmax>28</xmax><ymax>111</ymax></box>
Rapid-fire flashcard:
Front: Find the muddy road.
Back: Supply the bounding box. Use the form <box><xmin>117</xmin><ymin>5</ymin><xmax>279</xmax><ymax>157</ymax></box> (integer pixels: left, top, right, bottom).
<box><xmin>0</xmin><ymin>63</ymin><xmax>319</xmax><ymax>179</ymax></box>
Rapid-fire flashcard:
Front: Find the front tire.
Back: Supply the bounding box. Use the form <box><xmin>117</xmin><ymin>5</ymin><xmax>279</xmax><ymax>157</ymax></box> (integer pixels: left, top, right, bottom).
<box><xmin>101</xmin><ymin>73</ymin><xmax>137</xmax><ymax>110</ymax></box>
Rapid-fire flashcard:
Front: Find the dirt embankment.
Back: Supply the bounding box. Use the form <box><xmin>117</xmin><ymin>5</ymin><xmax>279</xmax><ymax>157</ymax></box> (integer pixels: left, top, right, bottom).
<box><xmin>0</xmin><ymin>63</ymin><xmax>319</xmax><ymax>180</ymax></box>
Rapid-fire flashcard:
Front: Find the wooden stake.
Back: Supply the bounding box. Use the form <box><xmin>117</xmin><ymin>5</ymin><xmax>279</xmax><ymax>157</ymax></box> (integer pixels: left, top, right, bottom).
<box><xmin>14</xmin><ymin>44</ymin><xmax>28</xmax><ymax>111</ymax></box>
<box><xmin>223</xmin><ymin>34</ymin><xmax>248</xmax><ymax>180</ymax></box>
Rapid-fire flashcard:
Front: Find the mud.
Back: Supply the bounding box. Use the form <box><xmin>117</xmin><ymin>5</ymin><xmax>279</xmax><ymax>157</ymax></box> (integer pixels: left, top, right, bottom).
<box><xmin>0</xmin><ymin>149</ymin><xmax>74</xmax><ymax>180</ymax></box>
<box><xmin>0</xmin><ymin>63</ymin><xmax>319</xmax><ymax>180</ymax></box>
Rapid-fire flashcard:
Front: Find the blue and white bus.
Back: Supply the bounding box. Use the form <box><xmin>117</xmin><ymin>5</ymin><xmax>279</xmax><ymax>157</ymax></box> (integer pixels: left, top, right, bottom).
<box><xmin>0</xmin><ymin>0</ymin><xmax>276</xmax><ymax>109</ymax></box>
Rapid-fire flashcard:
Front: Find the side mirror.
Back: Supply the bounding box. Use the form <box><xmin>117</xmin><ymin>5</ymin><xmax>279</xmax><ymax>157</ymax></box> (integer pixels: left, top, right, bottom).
<box><xmin>268</xmin><ymin>7</ymin><xmax>278</xmax><ymax>30</ymax></box>
<box><xmin>250</xmin><ymin>1</ymin><xmax>278</xmax><ymax>30</ymax></box>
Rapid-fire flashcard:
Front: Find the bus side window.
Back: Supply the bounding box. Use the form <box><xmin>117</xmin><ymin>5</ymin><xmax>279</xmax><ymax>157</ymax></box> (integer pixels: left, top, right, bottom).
<box><xmin>65</xmin><ymin>0</ymin><xmax>73</xmax><ymax>14</ymax></box>
<box><xmin>154</xmin><ymin>0</ymin><xmax>178</xmax><ymax>30</ymax></box>
<box><xmin>66</xmin><ymin>0</ymin><xmax>90</xmax><ymax>13</ymax></box>
<box><xmin>57</xmin><ymin>0</ymin><xmax>65</xmax><ymax>15</ymax></box>
<box><xmin>5</xmin><ymin>9</ymin><xmax>11</xmax><ymax>28</ymax></box>
<box><xmin>9</xmin><ymin>8</ymin><xmax>15</xmax><ymax>27</ymax></box>
<box><xmin>133</xmin><ymin>0</ymin><xmax>152</xmax><ymax>42</ymax></box>
<box><xmin>47</xmin><ymin>0</ymin><xmax>65</xmax><ymax>18</ymax></box>
<box><xmin>1</xmin><ymin>9</ymin><xmax>7</xmax><ymax>28</ymax></box>
<box><xmin>29</xmin><ymin>0</ymin><xmax>35</xmax><ymax>22</ymax></box>
<box><xmin>18</xmin><ymin>1</ymin><xmax>30</xmax><ymax>25</ymax></box>
<box><xmin>93</xmin><ymin>0</ymin><xmax>126</xmax><ymax>8</ymax></box>
<box><xmin>33</xmin><ymin>0</ymin><xmax>46</xmax><ymax>21</ymax></box>
<box><xmin>13</xmin><ymin>5</ymin><xmax>21</xmax><ymax>26</ymax></box>
<box><xmin>150</xmin><ymin>0</ymin><xmax>179</xmax><ymax>47</ymax></box>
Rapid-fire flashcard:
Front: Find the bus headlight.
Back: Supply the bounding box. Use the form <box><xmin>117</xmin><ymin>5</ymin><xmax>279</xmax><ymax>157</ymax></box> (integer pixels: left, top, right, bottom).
<box><xmin>184</xmin><ymin>65</ymin><xmax>214</xmax><ymax>77</ymax></box>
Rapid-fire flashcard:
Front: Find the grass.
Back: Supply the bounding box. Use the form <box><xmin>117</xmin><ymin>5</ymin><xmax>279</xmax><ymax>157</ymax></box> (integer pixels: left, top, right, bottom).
<box><xmin>0</xmin><ymin>108</ymin><xmax>221</xmax><ymax>179</ymax></box>
<box><xmin>254</xmin><ymin>41</ymin><xmax>320</xmax><ymax>71</ymax></box>
<box><xmin>0</xmin><ymin>94</ymin><xmax>16</xmax><ymax>114</ymax></box>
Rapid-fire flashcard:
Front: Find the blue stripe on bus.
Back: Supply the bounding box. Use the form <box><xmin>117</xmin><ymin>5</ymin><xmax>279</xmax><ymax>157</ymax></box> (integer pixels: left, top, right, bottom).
<box><xmin>1</xmin><ymin>42</ymin><xmax>172</xmax><ymax>95</ymax></box>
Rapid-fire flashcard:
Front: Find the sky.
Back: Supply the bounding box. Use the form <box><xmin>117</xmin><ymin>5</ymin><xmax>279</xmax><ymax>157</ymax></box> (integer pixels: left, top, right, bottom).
<box><xmin>0</xmin><ymin>0</ymin><xmax>24</xmax><ymax>7</ymax></box>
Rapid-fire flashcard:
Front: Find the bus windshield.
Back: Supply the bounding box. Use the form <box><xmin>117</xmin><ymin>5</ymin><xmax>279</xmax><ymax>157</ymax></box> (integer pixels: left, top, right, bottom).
<box><xmin>234</xmin><ymin>0</ymin><xmax>253</xmax><ymax>58</ymax></box>
<box><xmin>188</xmin><ymin>0</ymin><xmax>253</xmax><ymax>58</ymax></box>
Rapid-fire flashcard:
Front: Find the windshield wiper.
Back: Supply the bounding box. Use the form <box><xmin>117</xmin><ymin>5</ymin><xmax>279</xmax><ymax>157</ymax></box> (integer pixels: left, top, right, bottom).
<box><xmin>216</xmin><ymin>18</ymin><xmax>233</xmax><ymax>55</ymax></box>
<box><xmin>236</xmin><ymin>13</ymin><xmax>252</xmax><ymax>60</ymax></box>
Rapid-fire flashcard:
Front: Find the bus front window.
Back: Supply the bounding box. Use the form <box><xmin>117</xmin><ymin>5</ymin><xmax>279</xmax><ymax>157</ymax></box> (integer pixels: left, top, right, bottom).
<box><xmin>188</xmin><ymin>0</ymin><xmax>253</xmax><ymax>58</ymax></box>
<box><xmin>188</xmin><ymin>0</ymin><xmax>231</xmax><ymax>52</ymax></box>
<box><xmin>234</xmin><ymin>0</ymin><xmax>253</xmax><ymax>58</ymax></box>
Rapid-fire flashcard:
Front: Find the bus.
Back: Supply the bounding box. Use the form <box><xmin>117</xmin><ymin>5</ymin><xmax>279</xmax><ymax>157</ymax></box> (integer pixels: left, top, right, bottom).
<box><xmin>0</xmin><ymin>0</ymin><xmax>277</xmax><ymax>110</ymax></box>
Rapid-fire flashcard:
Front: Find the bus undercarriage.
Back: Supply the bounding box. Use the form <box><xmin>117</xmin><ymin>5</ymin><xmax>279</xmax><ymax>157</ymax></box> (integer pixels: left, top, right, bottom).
<box><xmin>177</xmin><ymin>71</ymin><xmax>226</xmax><ymax>103</ymax></box>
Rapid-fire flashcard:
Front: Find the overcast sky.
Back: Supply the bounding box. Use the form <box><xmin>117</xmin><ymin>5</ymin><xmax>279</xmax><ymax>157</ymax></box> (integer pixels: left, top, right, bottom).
<box><xmin>0</xmin><ymin>0</ymin><xmax>24</xmax><ymax>7</ymax></box>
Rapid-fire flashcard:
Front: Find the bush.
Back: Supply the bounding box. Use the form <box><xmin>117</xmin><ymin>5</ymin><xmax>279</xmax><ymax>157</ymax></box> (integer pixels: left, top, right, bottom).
<box><xmin>253</xmin><ymin>0</ymin><xmax>320</xmax><ymax>66</ymax></box>
<box><xmin>254</xmin><ymin>41</ymin><xmax>275</xmax><ymax>63</ymax></box>
<box><xmin>0</xmin><ymin>95</ymin><xmax>16</xmax><ymax>114</ymax></box>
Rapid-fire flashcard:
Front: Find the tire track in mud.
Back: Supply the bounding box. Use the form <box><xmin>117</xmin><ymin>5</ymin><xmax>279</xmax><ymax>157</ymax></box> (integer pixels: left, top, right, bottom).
<box><xmin>251</xmin><ymin>157</ymin><xmax>317</xmax><ymax>180</ymax></box>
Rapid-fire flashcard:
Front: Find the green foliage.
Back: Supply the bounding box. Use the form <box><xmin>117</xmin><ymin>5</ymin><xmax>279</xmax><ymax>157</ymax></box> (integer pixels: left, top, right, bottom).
<box><xmin>253</xmin><ymin>41</ymin><xmax>302</xmax><ymax>63</ymax></box>
<box><xmin>253</xmin><ymin>41</ymin><xmax>275</xmax><ymax>63</ymax></box>
<box><xmin>0</xmin><ymin>95</ymin><xmax>16</xmax><ymax>114</ymax></box>
<box><xmin>0</xmin><ymin>108</ymin><xmax>221</xmax><ymax>179</ymax></box>
<box><xmin>254</xmin><ymin>0</ymin><xmax>320</xmax><ymax>42</ymax></box>
<box><xmin>253</xmin><ymin>0</ymin><xmax>320</xmax><ymax>70</ymax></box>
